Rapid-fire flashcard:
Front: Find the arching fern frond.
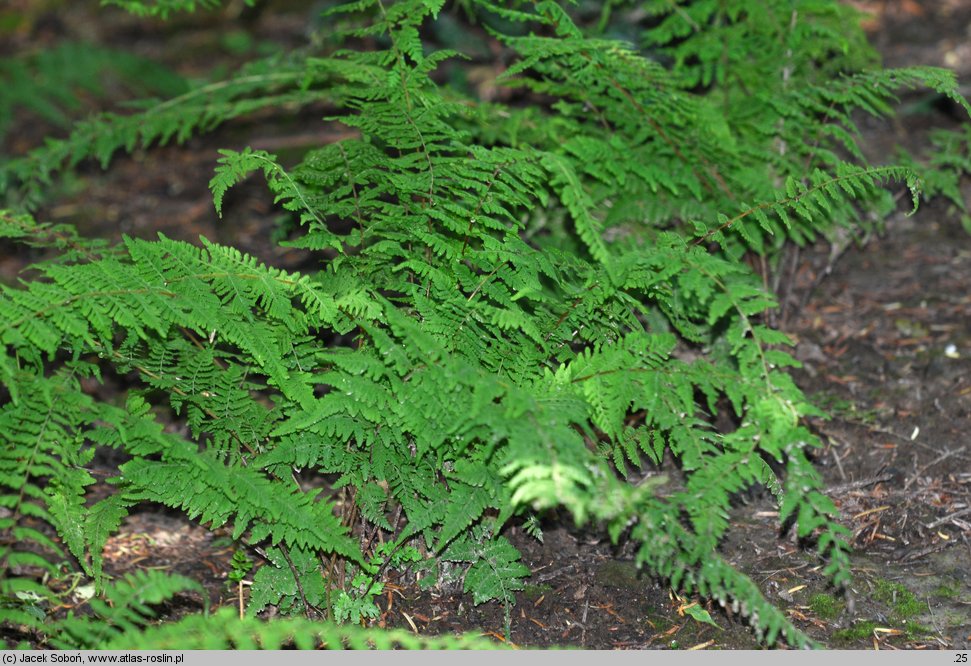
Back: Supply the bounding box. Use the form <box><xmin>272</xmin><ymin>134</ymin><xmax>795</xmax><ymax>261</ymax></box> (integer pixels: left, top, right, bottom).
<box><xmin>3</xmin><ymin>0</ymin><xmax>968</xmax><ymax>650</ymax></box>
<box><xmin>52</xmin><ymin>570</ymin><xmax>206</xmax><ymax>649</ymax></box>
<box><xmin>96</xmin><ymin>606</ymin><xmax>507</xmax><ymax>649</ymax></box>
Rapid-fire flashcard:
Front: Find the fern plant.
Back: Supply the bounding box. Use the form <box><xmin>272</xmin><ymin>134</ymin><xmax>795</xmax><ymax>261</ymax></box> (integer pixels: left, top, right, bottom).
<box><xmin>1</xmin><ymin>0</ymin><xmax>967</xmax><ymax>649</ymax></box>
<box><xmin>0</xmin><ymin>41</ymin><xmax>185</xmax><ymax>148</ymax></box>
<box><xmin>34</xmin><ymin>569</ymin><xmax>503</xmax><ymax>650</ymax></box>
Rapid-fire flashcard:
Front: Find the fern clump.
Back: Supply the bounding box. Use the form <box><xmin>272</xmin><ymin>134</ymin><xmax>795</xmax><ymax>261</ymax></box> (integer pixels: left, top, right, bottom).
<box><xmin>1</xmin><ymin>0</ymin><xmax>967</xmax><ymax>649</ymax></box>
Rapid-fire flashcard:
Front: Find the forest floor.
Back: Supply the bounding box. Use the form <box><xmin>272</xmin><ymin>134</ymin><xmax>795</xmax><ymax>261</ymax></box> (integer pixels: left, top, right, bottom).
<box><xmin>1</xmin><ymin>0</ymin><xmax>970</xmax><ymax>650</ymax></box>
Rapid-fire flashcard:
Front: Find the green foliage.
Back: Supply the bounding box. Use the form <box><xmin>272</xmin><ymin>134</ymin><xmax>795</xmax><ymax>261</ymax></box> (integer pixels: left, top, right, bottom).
<box><xmin>873</xmin><ymin>579</ymin><xmax>922</xmax><ymax>620</ymax></box>
<box><xmin>901</xmin><ymin>124</ymin><xmax>971</xmax><ymax>233</ymax></box>
<box><xmin>41</xmin><ymin>569</ymin><xmax>501</xmax><ymax>649</ymax></box>
<box><xmin>808</xmin><ymin>593</ymin><xmax>843</xmax><ymax>621</ymax></box>
<box><xmin>0</xmin><ymin>42</ymin><xmax>185</xmax><ymax>147</ymax></box>
<box><xmin>0</xmin><ymin>365</ymin><xmax>102</xmax><ymax>607</ymax></box>
<box><xmin>101</xmin><ymin>0</ymin><xmax>256</xmax><ymax>19</ymax></box>
<box><xmin>1</xmin><ymin>55</ymin><xmax>336</xmax><ymax>211</ymax></box>
<box><xmin>443</xmin><ymin>525</ymin><xmax>530</xmax><ymax>607</ymax></box>
<box><xmin>228</xmin><ymin>549</ymin><xmax>254</xmax><ymax>585</ymax></box>
<box><xmin>98</xmin><ymin>606</ymin><xmax>506</xmax><ymax>649</ymax></box>
<box><xmin>1</xmin><ymin>0</ymin><xmax>968</xmax><ymax>650</ymax></box>
<box><xmin>51</xmin><ymin>570</ymin><xmax>206</xmax><ymax>649</ymax></box>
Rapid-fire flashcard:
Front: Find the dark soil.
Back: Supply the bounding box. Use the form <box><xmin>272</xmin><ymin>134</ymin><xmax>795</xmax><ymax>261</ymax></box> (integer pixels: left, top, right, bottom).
<box><xmin>2</xmin><ymin>0</ymin><xmax>969</xmax><ymax>650</ymax></box>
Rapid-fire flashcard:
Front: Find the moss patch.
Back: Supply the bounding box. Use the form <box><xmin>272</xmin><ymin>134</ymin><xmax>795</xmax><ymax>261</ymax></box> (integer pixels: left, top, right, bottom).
<box><xmin>902</xmin><ymin>621</ymin><xmax>933</xmax><ymax>640</ymax></box>
<box><xmin>834</xmin><ymin>620</ymin><xmax>879</xmax><ymax>643</ymax></box>
<box><xmin>873</xmin><ymin>579</ymin><xmax>922</xmax><ymax>619</ymax></box>
<box><xmin>931</xmin><ymin>581</ymin><xmax>961</xmax><ymax>599</ymax></box>
<box><xmin>808</xmin><ymin>593</ymin><xmax>843</xmax><ymax>620</ymax></box>
<box><xmin>834</xmin><ymin>619</ymin><xmax>933</xmax><ymax>645</ymax></box>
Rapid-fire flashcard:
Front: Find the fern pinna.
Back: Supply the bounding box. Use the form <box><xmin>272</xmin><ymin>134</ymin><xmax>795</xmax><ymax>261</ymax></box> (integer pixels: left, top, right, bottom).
<box><xmin>1</xmin><ymin>0</ymin><xmax>967</xmax><ymax>649</ymax></box>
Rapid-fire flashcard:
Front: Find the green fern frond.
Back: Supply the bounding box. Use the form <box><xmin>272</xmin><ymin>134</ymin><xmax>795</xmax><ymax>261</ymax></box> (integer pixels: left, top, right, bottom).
<box><xmin>2</xmin><ymin>56</ymin><xmax>336</xmax><ymax>211</ymax></box>
<box><xmin>51</xmin><ymin>570</ymin><xmax>206</xmax><ymax>649</ymax></box>
<box><xmin>100</xmin><ymin>0</ymin><xmax>255</xmax><ymax>19</ymax></box>
<box><xmin>98</xmin><ymin>606</ymin><xmax>507</xmax><ymax>649</ymax></box>
<box><xmin>0</xmin><ymin>42</ymin><xmax>185</xmax><ymax>144</ymax></box>
<box><xmin>4</xmin><ymin>0</ymin><xmax>969</xmax><ymax>649</ymax></box>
